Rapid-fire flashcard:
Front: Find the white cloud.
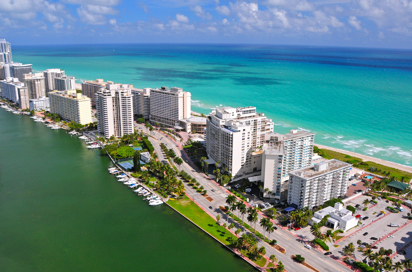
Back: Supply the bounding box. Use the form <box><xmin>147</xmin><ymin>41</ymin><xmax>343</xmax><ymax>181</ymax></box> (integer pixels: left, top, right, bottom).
<box><xmin>264</xmin><ymin>0</ymin><xmax>314</xmax><ymax>11</ymax></box>
<box><xmin>208</xmin><ymin>26</ymin><xmax>217</xmax><ymax>31</ymax></box>
<box><xmin>378</xmin><ymin>31</ymin><xmax>385</xmax><ymax>39</ymax></box>
<box><xmin>109</xmin><ymin>18</ymin><xmax>116</xmax><ymax>25</ymax></box>
<box><xmin>222</xmin><ymin>18</ymin><xmax>228</xmax><ymax>25</ymax></box>
<box><xmin>176</xmin><ymin>14</ymin><xmax>189</xmax><ymax>23</ymax></box>
<box><xmin>85</xmin><ymin>4</ymin><xmax>118</xmax><ymax>15</ymax></box>
<box><xmin>216</xmin><ymin>5</ymin><xmax>230</xmax><ymax>15</ymax></box>
<box><xmin>191</xmin><ymin>5</ymin><xmax>212</xmax><ymax>20</ymax></box>
<box><xmin>63</xmin><ymin>0</ymin><xmax>120</xmax><ymax>5</ymax></box>
<box><xmin>348</xmin><ymin>16</ymin><xmax>362</xmax><ymax>30</ymax></box>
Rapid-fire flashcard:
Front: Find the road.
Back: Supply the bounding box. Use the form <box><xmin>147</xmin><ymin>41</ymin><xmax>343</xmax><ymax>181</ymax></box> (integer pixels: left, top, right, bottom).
<box><xmin>135</xmin><ymin>124</ymin><xmax>352</xmax><ymax>272</ymax></box>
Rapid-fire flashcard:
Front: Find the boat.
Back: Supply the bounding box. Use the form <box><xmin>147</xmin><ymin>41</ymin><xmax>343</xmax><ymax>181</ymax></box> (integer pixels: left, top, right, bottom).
<box><xmin>110</xmin><ymin>170</ymin><xmax>120</xmax><ymax>175</ymax></box>
<box><xmin>116</xmin><ymin>174</ymin><xmax>126</xmax><ymax>178</ymax></box>
<box><xmin>87</xmin><ymin>145</ymin><xmax>100</xmax><ymax>149</ymax></box>
<box><xmin>129</xmin><ymin>184</ymin><xmax>138</xmax><ymax>189</ymax></box>
<box><xmin>118</xmin><ymin>178</ymin><xmax>128</xmax><ymax>182</ymax></box>
<box><xmin>134</xmin><ymin>188</ymin><xmax>143</xmax><ymax>193</ymax></box>
<box><xmin>51</xmin><ymin>126</ymin><xmax>60</xmax><ymax>130</ymax></box>
<box><xmin>78</xmin><ymin>135</ymin><xmax>88</xmax><ymax>140</ymax></box>
<box><xmin>138</xmin><ymin>190</ymin><xmax>148</xmax><ymax>195</ymax></box>
<box><xmin>142</xmin><ymin>191</ymin><xmax>151</xmax><ymax>197</ymax></box>
<box><xmin>145</xmin><ymin>195</ymin><xmax>156</xmax><ymax>201</ymax></box>
<box><xmin>149</xmin><ymin>199</ymin><xmax>163</xmax><ymax>206</ymax></box>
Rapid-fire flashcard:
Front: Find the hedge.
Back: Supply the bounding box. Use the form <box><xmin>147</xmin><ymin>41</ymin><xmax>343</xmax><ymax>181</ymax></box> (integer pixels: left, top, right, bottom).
<box><xmin>142</xmin><ymin>137</ymin><xmax>154</xmax><ymax>153</ymax></box>
<box><xmin>354</xmin><ymin>262</ymin><xmax>375</xmax><ymax>272</ymax></box>
<box><xmin>314</xmin><ymin>239</ymin><xmax>329</xmax><ymax>251</ymax></box>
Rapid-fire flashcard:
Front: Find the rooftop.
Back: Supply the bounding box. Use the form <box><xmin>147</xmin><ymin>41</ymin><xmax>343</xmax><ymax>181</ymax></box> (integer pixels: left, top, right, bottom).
<box><xmin>290</xmin><ymin>159</ymin><xmax>351</xmax><ymax>179</ymax></box>
<box><xmin>387</xmin><ymin>180</ymin><xmax>409</xmax><ymax>192</ymax></box>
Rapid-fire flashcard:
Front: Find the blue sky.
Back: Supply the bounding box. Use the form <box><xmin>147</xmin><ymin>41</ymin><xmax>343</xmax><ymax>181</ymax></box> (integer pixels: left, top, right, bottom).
<box><xmin>1</xmin><ymin>0</ymin><xmax>412</xmax><ymax>49</ymax></box>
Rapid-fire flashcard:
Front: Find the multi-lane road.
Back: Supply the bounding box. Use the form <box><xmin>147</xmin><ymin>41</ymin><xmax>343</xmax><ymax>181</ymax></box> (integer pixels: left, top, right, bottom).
<box><xmin>136</xmin><ymin>124</ymin><xmax>352</xmax><ymax>272</ymax></box>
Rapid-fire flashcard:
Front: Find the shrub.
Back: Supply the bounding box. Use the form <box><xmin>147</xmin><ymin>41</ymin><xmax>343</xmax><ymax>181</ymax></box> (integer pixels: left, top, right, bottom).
<box><xmin>314</xmin><ymin>239</ymin><xmax>329</xmax><ymax>250</ymax></box>
<box><xmin>294</xmin><ymin>255</ymin><xmax>305</xmax><ymax>263</ymax></box>
<box><xmin>346</xmin><ymin>205</ymin><xmax>356</xmax><ymax>214</ymax></box>
<box><xmin>363</xmin><ymin>207</ymin><xmax>368</xmax><ymax>211</ymax></box>
<box><xmin>354</xmin><ymin>262</ymin><xmax>375</xmax><ymax>272</ymax></box>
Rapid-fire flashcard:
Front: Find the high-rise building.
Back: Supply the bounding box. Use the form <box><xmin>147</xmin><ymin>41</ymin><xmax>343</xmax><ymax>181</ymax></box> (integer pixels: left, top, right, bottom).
<box><xmin>0</xmin><ymin>63</ymin><xmax>5</xmax><ymax>80</ymax></box>
<box><xmin>95</xmin><ymin>84</ymin><xmax>134</xmax><ymax>138</ymax></box>
<box><xmin>288</xmin><ymin>159</ymin><xmax>351</xmax><ymax>209</ymax></box>
<box><xmin>132</xmin><ymin>88</ymin><xmax>150</xmax><ymax>119</ymax></box>
<box><xmin>0</xmin><ymin>39</ymin><xmax>12</xmax><ymax>64</ymax></box>
<box><xmin>261</xmin><ymin>130</ymin><xmax>314</xmax><ymax>200</ymax></box>
<box><xmin>49</xmin><ymin>90</ymin><xmax>92</xmax><ymax>125</ymax></box>
<box><xmin>205</xmin><ymin>106</ymin><xmax>274</xmax><ymax>177</ymax></box>
<box><xmin>0</xmin><ymin>77</ymin><xmax>29</xmax><ymax>109</ymax></box>
<box><xmin>9</xmin><ymin>63</ymin><xmax>32</xmax><ymax>82</ymax></box>
<box><xmin>54</xmin><ymin>75</ymin><xmax>75</xmax><ymax>91</ymax></box>
<box><xmin>29</xmin><ymin>97</ymin><xmax>50</xmax><ymax>111</ymax></box>
<box><xmin>149</xmin><ymin>87</ymin><xmax>191</xmax><ymax>128</ymax></box>
<box><xmin>82</xmin><ymin>79</ymin><xmax>107</xmax><ymax>105</ymax></box>
<box><xmin>43</xmin><ymin>69</ymin><xmax>65</xmax><ymax>95</ymax></box>
<box><xmin>24</xmin><ymin>73</ymin><xmax>46</xmax><ymax>99</ymax></box>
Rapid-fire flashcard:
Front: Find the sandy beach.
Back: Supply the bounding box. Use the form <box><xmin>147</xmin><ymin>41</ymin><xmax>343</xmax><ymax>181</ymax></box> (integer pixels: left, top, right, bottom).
<box><xmin>315</xmin><ymin>143</ymin><xmax>412</xmax><ymax>174</ymax></box>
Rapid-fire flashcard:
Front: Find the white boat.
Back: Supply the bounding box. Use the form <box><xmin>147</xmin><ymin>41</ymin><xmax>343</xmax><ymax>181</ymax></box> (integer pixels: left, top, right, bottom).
<box><xmin>79</xmin><ymin>136</ymin><xmax>88</xmax><ymax>140</ymax></box>
<box><xmin>134</xmin><ymin>188</ymin><xmax>143</xmax><ymax>193</ymax></box>
<box><xmin>129</xmin><ymin>184</ymin><xmax>138</xmax><ymax>189</ymax></box>
<box><xmin>51</xmin><ymin>126</ymin><xmax>60</xmax><ymax>130</ymax></box>
<box><xmin>145</xmin><ymin>195</ymin><xmax>156</xmax><ymax>201</ymax></box>
<box><xmin>116</xmin><ymin>174</ymin><xmax>126</xmax><ymax>178</ymax></box>
<box><xmin>118</xmin><ymin>178</ymin><xmax>128</xmax><ymax>182</ymax></box>
<box><xmin>108</xmin><ymin>167</ymin><xmax>116</xmax><ymax>171</ymax></box>
<box><xmin>138</xmin><ymin>190</ymin><xmax>148</xmax><ymax>195</ymax></box>
<box><xmin>87</xmin><ymin>145</ymin><xmax>100</xmax><ymax>149</ymax></box>
<box><xmin>142</xmin><ymin>191</ymin><xmax>151</xmax><ymax>197</ymax></box>
<box><xmin>149</xmin><ymin>199</ymin><xmax>163</xmax><ymax>206</ymax></box>
<box><xmin>110</xmin><ymin>170</ymin><xmax>120</xmax><ymax>175</ymax></box>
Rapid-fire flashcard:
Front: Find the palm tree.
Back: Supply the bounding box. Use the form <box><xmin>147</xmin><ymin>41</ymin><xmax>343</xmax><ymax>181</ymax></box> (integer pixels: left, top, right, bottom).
<box><xmin>343</xmin><ymin>243</ymin><xmax>355</xmax><ymax>257</ymax></box>
<box><xmin>393</xmin><ymin>261</ymin><xmax>404</xmax><ymax>272</ymax></box>
<box><xmin>403</xmin><ymin>259</ymin><xmax>412</xmax><ymax>269</ymax></box>
<box><xmin>363</xmin><ymin>199</ymin><xmax>370</xmax><ymax>207</ymax></box>
<box><xmin>226</xmin><ymin>195</ymin><xmax>237</xmax><ymax>207</ymax></box>
<box><xmin>239</xmin><ymin>203</ymin><xmax>247</xmax><ymax>222</ymax></box>
<box><xmin>247</xmin><ymin>209</ymin><xmax>258</xmax><ymax>233</ymax></box>
<box><xmin>362</xmin><ymin>248</ymin><xmax>373</xmax><ymax>261</ymax></box>
<box><xmin>310</xmin><ymin>223</ymin><xmax>322</xmax><ymax>240</ymax></box>
<box><xmin>260</xmin><ymin>218</ymin><xmax>270</xmax><ymax>238</ymax></box>
<box><xmin>269</xmin><ymin>254</ymin><xmax>278</xmax><ymax>266</ymax></box>
<box><xmin>266</xmin><ymin>222</ymin><xmax>274</xmax><ymax>247</ymax></box>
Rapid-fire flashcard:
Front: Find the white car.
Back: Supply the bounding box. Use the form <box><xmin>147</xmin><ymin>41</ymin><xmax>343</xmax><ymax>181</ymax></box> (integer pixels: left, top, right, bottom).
<box><xmin>234</xmin><ymin>184</ymin><xmax>241</xmax><ymax>188</ymax></box>
<box><xmin>245</xmin><ymin>188</ymin><xmax>252</xmax><ymax>193</ymax></box>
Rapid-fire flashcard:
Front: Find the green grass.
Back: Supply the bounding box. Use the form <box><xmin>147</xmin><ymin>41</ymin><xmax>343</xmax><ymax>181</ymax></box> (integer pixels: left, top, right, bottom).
<box><xmin>168</xmin><ymin>196</ymin><xmax>233</xmax><ymax>245</ymax></box>
<box><xmin>239</xmin><ymin>249</ymin><xmax>267</xmax><ymax>267</ymax></box>
<box><xmin>314</xmin><ymin>146</ymin><xmax>412</xmax><ymax>181</ymax></box>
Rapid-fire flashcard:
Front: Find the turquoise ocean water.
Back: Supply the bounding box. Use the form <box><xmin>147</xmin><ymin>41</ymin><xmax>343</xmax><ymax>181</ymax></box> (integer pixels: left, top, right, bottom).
<box><xmin>13</xmin><ymin>44</ymin><xmax>412</xmax><ymax>165</ymax></box>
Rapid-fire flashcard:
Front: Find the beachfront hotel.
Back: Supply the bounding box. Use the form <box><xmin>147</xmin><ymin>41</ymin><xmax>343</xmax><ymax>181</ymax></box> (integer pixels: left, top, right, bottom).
<box><xmin>44</xmin><ymin>69</ymin><xmax>65</xmax><ymax>95</ymax></box>
<box><xmin>0</xmin><ymin>39</ymin><xmax>12</xmax><ymax>64</ymax></box>
<box><xmin>81</xmin><ymin>79</ymin><xmax>107</xmax><ymax>105</ymax></box>
<box><xmin>205</xmin><ymin>106</ymin><xmax>274</xmax><ymax>177</ymax></box>
<box><xmin>24</xmin><ymin>73</ymin><xmax>46</xmax><ymax>99</ymax></box>
<box><xmin>149</xmin><ymin>87</ymin><xmax>191</xmax><ymax>129</ymax></box>
<box><xmin>49</xmin><ymin>90</ymin><xmax>92</xmax><ymax>125</ymax></box>
<box><xmin>3</xmin><ymin>63</ymin><xmax>33</xmax><ymax>82</ymax></box>
<box><xmin>54</xmin><ymin>75</ymin><xmax>76</xmax><ymax>91</ymax></box>
<box><xmin>288</xmin><ymin>159</ymin><xmax>351</xmax><ymax>209</ymax></box>
<box><xmin>261</xmin><ymin>130</ymin><xmax>315</xmax><ymax>200</ymax></box>
<box><xmin>0</xmin><ymin>77</ymin><xmax>29</xmax><ymax>109</ymax></box>
<box><xmin>95</xmin><ymin>83</ymin><xmax>134</xmax><ymax>138</ymax></box>
<box><xmin>132</xmin><ymin>88</ymin><xmax>151</xmax><ymax>120</ymax></box>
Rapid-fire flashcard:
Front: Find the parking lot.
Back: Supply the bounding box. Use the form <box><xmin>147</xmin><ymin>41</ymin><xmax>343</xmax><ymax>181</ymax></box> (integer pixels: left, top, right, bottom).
<box><xmin>331</xmin><ymin>195</ymin><xmax>412</xmax><ymax>261</ymax></box>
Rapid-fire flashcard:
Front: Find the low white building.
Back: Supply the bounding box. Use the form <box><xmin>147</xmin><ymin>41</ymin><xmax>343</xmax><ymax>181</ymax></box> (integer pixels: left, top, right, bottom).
<box><xmin>140</xmin><ymin>152</ymin><xmax>151</xmax><ymax>163</ymax></box>
<box><xmin>29</xmin><ymin>97</ymin><xmax>50</xmax><ymax>111</ymax></box>
<box><xmin>310</xmin><ymin>202</ymin><xmax>358</xmax><ymax>232</ymax></box>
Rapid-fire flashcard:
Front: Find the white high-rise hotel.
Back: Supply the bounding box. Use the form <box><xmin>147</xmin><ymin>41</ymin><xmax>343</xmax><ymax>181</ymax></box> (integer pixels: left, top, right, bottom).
<box><xmin>261</xmin><ymin>130</ymin><xmax>314</xmax><ymax>200</ymax></box>
<box><xmin>95</xmin><ymin>83</ymin><xmax>134</xmax><ymax>138</ymax></box>
<box><xmin>288</xmin><ymin>159</ymin><xmax>351</xmax><ymax>209</ymax></box>
<box><xmin>206</xmin><ymin>107</ymin><xmax>274</xmax><ymax>176</ymax></box>
<box><xmin>149</xmin><ymin>87</ymin><xmax>191</xmax><ymax>128</ymax></box>
<box><xmin>0</xmin><ymin>39</ymin><xmax>12</xmax><ymax>63</ymax></box>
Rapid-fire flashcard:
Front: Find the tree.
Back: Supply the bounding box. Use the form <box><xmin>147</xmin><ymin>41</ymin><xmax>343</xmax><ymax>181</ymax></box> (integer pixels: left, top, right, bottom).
<box><xmin>235</xmin><ymin>228</ymin><xmax>241</xmax><ymax>236</ymax></box>
<box><xmin>403</xmin><ymin>259</ymin><xmax>412</xmax><ymax>269</ymax></box>
<box><xmin>343</xmin><ymin>243</ymin><xmax>355</xmax><ymax>257</ymax></box>
<box><xmin>216</xmin><ymin>215</ymin><xmax>220</xmax><ymax>224</ymax></box>
<box><xmin>260</xmin><ymin>217</ymin><xmax>271</xmax><ymax>238</ymax></box>
<box><xmin>117</xmin><ymin>146</ymin><xmax>135</xmax><ymax>159</ymax></box>
<box><xmin>137</xmin><ymin>118</ymin><xmax>145</xmax><ymax>123</ymax></box>
<box><xmin>247</xmin><ymin>208</ymin><xmax>258</xmax><ymax>233</ymax></box>
<box><xmin>238</xmin><ymin>203</ymin><xmax>247</xmax><ymax>222</ymax></box>
<box><xmin>226</xmin><ymin>195</ymin><xmax>237</xmax><ymax>207</ymax></box>
<box><xmin>270</xmin><ymin>255</ymin><xmax>278</xmax><ymax>265</ymax></box>
<box><xmin>363</xmin><ymin>199</ymin><xmax>370</xmax><ymax>207</ymax></box>
<box><xmin>393</xmin><ymin>261</ymin><xmax>404</xmax><ymax>272</ymax></box>
<box><xmin>258</xmin><ymin>246</ymin><xmax>266</xmax><ymax>256</ymax></box>
<box><xmin>275</xmin><ymin>261</ymin><xmax>285</xmax><ymax>272</ymax></box>
<box><xmin>133</xmin><ymin>152</ymin><xmax>141</xmax><ymax>172</ymax></box>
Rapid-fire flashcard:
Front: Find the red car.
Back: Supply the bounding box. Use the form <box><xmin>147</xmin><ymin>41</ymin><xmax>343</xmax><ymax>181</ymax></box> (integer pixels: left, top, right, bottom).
<box><xmin>355</xmin><ymin>215</ymin><xmax>361</xmax><ymax>218</ymax></box>
<box><xmin>294</xmin><ymin>227</ymin><xmax>301</xmax><ymax>231</ymax></box>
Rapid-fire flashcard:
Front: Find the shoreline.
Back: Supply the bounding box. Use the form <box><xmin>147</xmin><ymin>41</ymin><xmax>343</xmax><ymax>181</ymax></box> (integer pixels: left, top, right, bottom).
<box><xmin>315</xmin><ymin>143</ymin><xmax>412</xmax><ymax>174</ymax></box>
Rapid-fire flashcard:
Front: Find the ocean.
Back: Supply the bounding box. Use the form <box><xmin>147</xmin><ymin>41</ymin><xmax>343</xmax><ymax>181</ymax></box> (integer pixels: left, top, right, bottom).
<box><xmin>12</xmin><ymin>44</ymin><xmax>412</xmax><ymax>165</ymax></box>
<box><xmin>0</xmin><ymin>109</ymin><xmax>254</xmax><ymax>272</ymax></box>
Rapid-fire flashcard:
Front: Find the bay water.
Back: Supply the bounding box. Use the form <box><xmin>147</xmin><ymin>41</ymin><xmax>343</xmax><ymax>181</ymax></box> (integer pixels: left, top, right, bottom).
<box><xmin>12</xmin><ymin>44</ymin><xmax>412</xmax><ymax>165</ymax></box>
<box><xmin>0</xmin><ymin>109</ymin><xmax>254</xmax><ymax>272</ymax></box>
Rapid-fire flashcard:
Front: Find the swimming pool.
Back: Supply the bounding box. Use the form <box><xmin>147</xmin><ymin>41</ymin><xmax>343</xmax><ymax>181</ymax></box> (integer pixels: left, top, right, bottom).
<box><xmin>365</xmin><ymin>175</ymin><xmax>374</xmax><ymax>179</ymax></box>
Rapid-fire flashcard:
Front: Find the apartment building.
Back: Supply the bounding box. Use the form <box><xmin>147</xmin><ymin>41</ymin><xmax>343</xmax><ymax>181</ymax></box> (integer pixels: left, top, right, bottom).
<box><xmin>29</xmin><ymin>97</ymin><xmax>50</xmax><ymax>111</ymax></box>
<box><xmin>149</xmin><ymin>87</ymin><xmax>191</xmax><ymax>128</ymax></box>
<box><xmin>55</xmin><ymin>75</ymin><xmax>75</xmax><ymax>91</ymax></box>
<box><xmin>0</xmin><ymin>77</ymin><xmax>29</xmax><ymax>109</ymax></box>
<box><xmin>44</xmin><ymin>69</ymin><xmax>65</xmax><ymax>95</ymax></box>
<box><xmin>6</xmin><ymin>63</ymin><xmax>33</xmax><ymax>82</ymax></box>
<box><xmin>49</xmin><ymin>90</ymin><xmax>92</xmax><ymax>125</ymax></box>
<box><xmin>0</xmin><ymin>39</ymin><xmax>12</xmax><ymax>64</ymax></box>
<box><xmin>95</xmin><ymin>83</ymin><xmax>134</xmax><ymax>138</ymax></box>
<box><xmin>131</xmin><ymin>87</ymin><xmax>150</xmax><ymax>119</ymax></box>
<box><xmin>82</xmin><ymin>79</ymin><xmax>107</xmax><ymax>105</ymax></box>
<box><xmin>24</xmin><ymin>73</ymin><xmax>46</xmax><ymax>99</ymax></box>
<box><xmin>205</xmin><ymin>106</ymin><xmax>274</xmax><ymax>177</ymax></box>
<box><xmin>288</xmin><ymin>159</ymin><xmax>351</xmax><ymax>209</ymax></box>
<box><xmin>261</xmin><ymin>130</ymin><xmax>315</xmax><ymax>200</ymax></box>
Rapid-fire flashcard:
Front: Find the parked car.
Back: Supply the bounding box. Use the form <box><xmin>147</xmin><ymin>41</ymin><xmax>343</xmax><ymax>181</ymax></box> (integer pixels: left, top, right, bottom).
<box><xmin>245</xmin><ymin>188</ymin><xmax>251</xmax><ymax>193</ymax></box>
<box><xmin>355</xmin><ymin>204</ymin><xmax>360</xmax><ymax>208</ymax></box>
<box><xmin>363</xmin><ymin>232</ymin><xmax>369</xmax><ymax>236</ymax></box>
<box><xmin>372</xmin><ymin>246</ymin><xmax>378</xmax><ymax>249</ymax></box>
<box><xmin>234</xmin><ymin>184</ymin><xmax>241</xmax><ymax>188</ymax></box>
<box><xmin>355</xmin><ymin>214</ymin><xmax>361</xmax><ymax>218</ymax></box>
<box><xmin>371</xmin><ymin>237</ymin><xmax>378</xmax><ymax>240</ymax></box>
<box><xmin>304</xmin><ymin>244</ymin><xmax>311</xmax><ymax>249</ymax></box>
<box><xmin>362</xmin><ymin>216</ymin><xmax>369</xmax><ymax>220</ymax></box>
<box><xmin>324</xmin><ymin>252</ymin><xmax>332</xmax><ymax>255</ymax></box>
<box><xmin>377</xmin><ymin>197</ymin><xmax>381</xmax><ymax>200</ymax></box>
